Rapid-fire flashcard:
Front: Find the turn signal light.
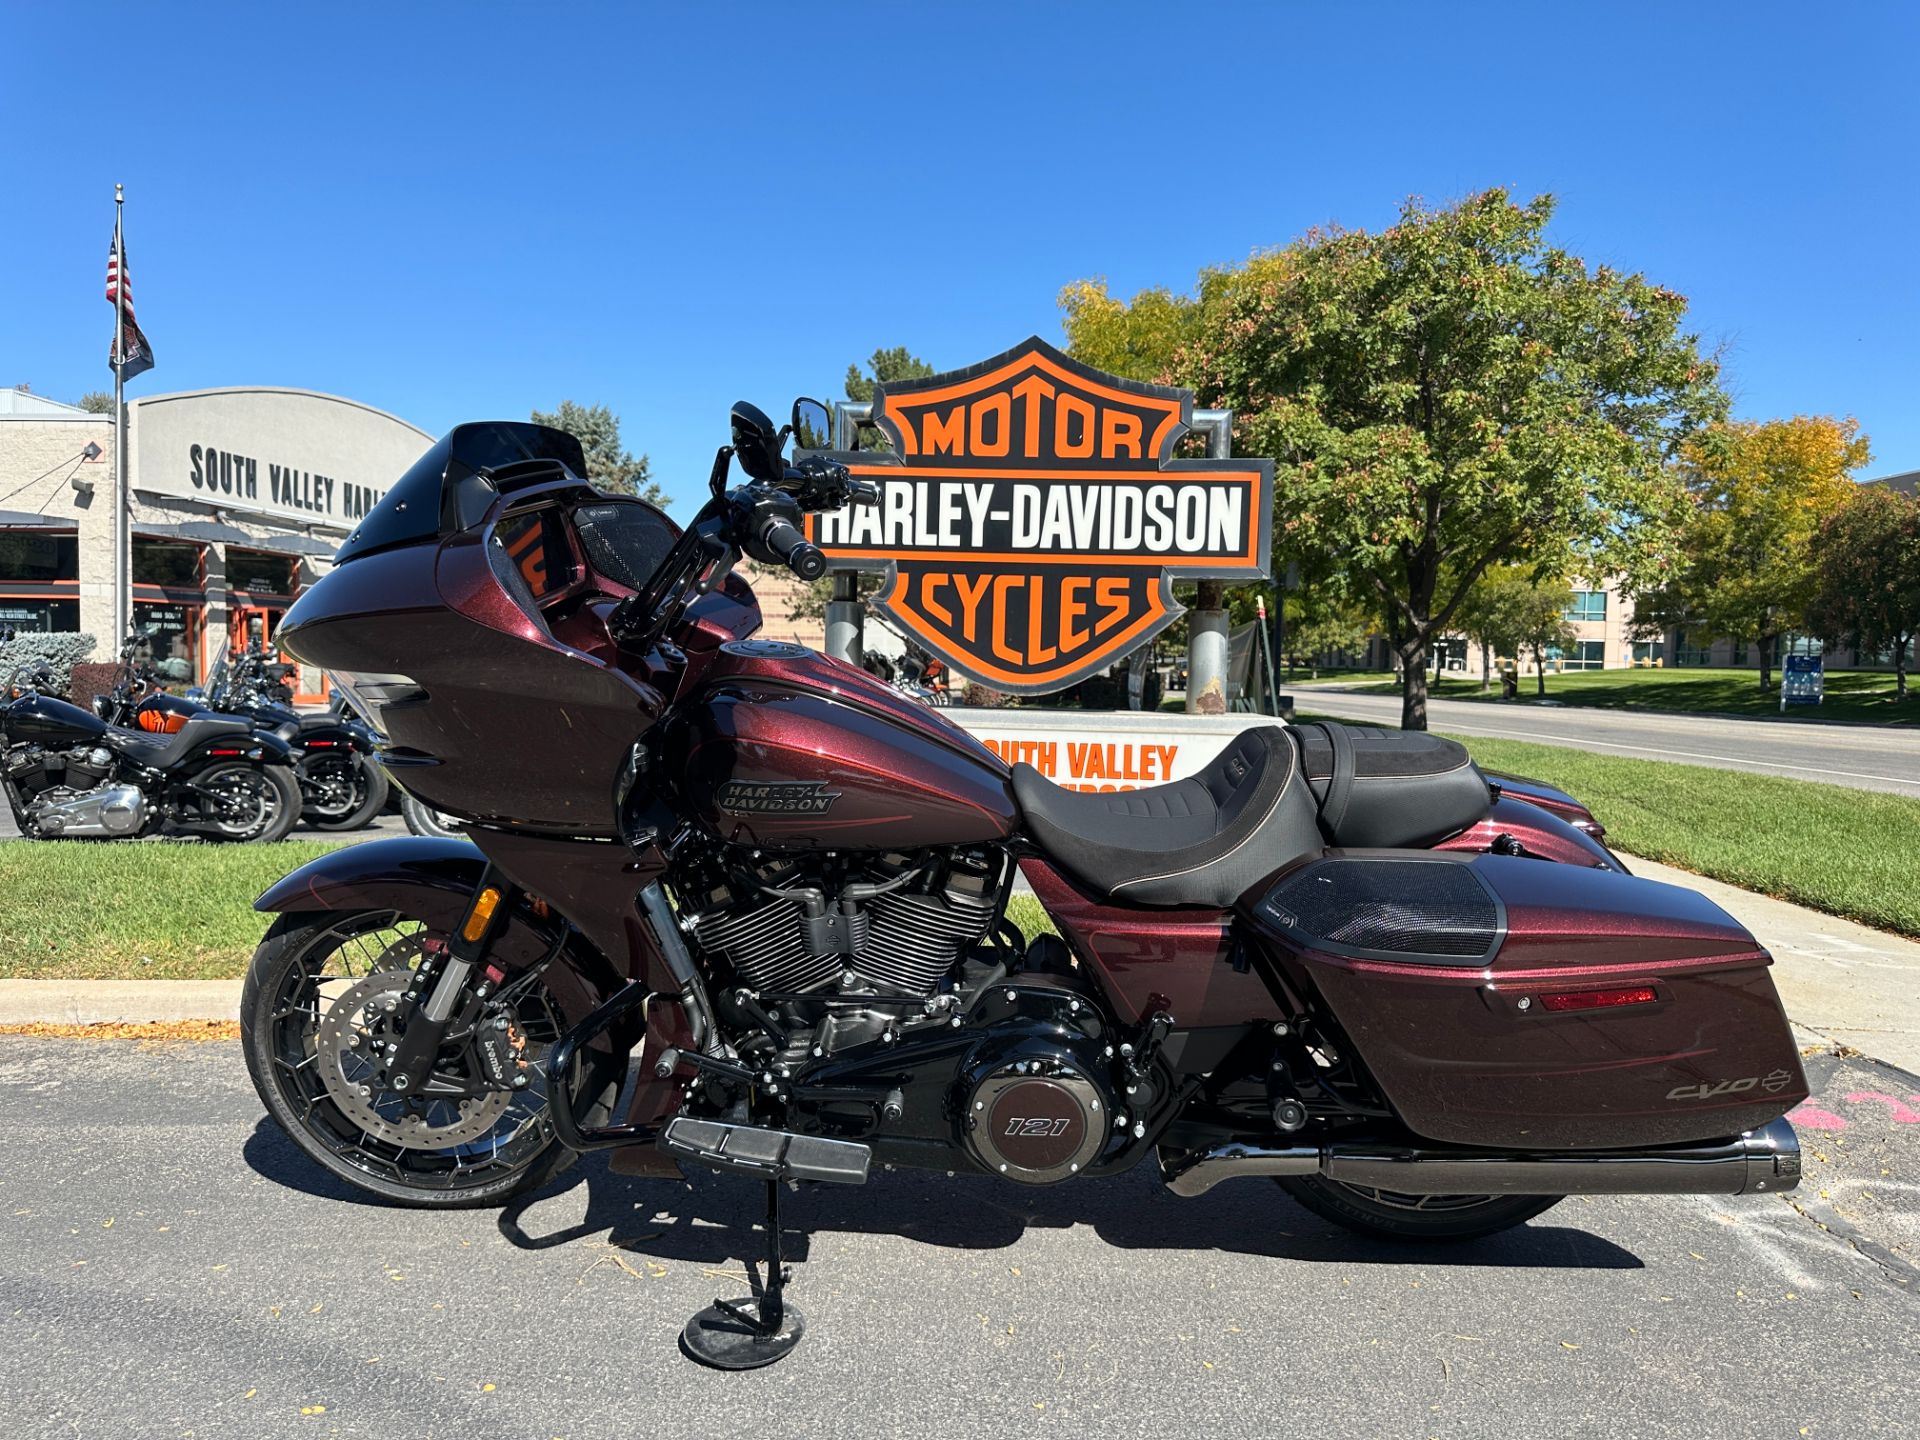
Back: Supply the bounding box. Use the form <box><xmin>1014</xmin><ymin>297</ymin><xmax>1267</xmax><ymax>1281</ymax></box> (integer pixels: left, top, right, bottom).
<box><xmin>462</xmin><ymin>886</ymin><xmax>503</xmax><ymax>943</ymax></box>
<box><xmin>1538</xmin><ymin>986</ymin><xmax>1658</xmax><ymax>1013</ymax></box>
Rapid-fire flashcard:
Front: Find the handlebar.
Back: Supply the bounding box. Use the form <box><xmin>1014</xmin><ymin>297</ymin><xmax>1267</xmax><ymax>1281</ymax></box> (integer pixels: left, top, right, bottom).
<box><xmin>759</xmin><ymin>516</ymin><xmax>827</xmax><ymax>582</ymax></box>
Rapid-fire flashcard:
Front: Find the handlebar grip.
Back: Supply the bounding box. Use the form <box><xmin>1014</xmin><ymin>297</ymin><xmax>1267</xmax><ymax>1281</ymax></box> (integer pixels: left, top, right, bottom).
<box><xmin>760</xmin><ymin>517</ymin><xmax>828</xmax><ymax>582</ymax></box>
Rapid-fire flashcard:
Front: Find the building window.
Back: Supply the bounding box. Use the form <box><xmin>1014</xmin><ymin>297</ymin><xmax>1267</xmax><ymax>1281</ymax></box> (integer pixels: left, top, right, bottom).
<box><xmin>133</xmin><ymin>539</ymin><xmax>202</xmax><ymax>587</ymax></box>
<box><xmin>1429</xmin><ymin>637</ymin><xmax>1468</xmax><ymax>673</ymax></box>
<box><xmin>1781</xmin><ymin>634</ymin><xmax>1822</xmax><ymax>657</ymax></box>
<box><xmin>1546</xmin><ymin>640</ymin><xmax>1607</xmax><ymax>671</ymax></box>
<box><xmin>0</xmin><ymin>532</ymin><xmax>79</xmax><ymax>583</ymax></box>
<box><xmin>227</xmin><ymin>548</ymin><xmax>297</xmax><ymax>599</ymax></box>
<box><xmin>1631</xmin><ymin>641</ymin><xmax>1662</xmax><ymax>666</ymax></box>
<box><xmin>0</xmin><ymin>599</ymin><xmax>79</xmax><ymax>633</ymax></box>
<box><xmin>135</xmin><ymin>601</ymin><xmax>201</xmax><ymax>682</ymax></box>
<box><xmin>1674</xmin><ymin>631</ymin><xmax>1714</xmax><ymax>667</ymax></box>
<box><xmin>1563</xmin><ymin>590</ymin><xmax>1607</xmax><ymax>623</ymax></box>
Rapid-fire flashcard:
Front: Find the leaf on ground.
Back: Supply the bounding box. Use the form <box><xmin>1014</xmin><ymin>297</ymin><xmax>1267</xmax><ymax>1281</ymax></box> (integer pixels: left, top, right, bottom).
<box><xmin>1561</xmin><ymin>1342</ymin><xmax>1580</xmax><ymax>1351</ymax></box>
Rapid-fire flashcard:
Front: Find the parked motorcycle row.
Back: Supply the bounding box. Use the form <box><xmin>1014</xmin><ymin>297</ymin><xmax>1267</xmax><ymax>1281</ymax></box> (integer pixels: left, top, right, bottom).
<box><xmin>0</xmin><ymin>631</ymin><xmax>398</xmax><ymax>843</ymax></box>
<box><xmin>230</xmin><ymin>401</ymin><xmax>1807</xmax><ymax>1370</ymax></box>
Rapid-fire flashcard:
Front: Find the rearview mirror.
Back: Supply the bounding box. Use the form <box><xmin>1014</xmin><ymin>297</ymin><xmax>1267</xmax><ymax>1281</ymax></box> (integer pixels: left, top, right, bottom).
<box><xmin>730</xmin><ymin>401</ymin><xmax>785</xmax><ymax>482</ymax></box>
<box><xmin>792</xmin><ymin>397</ymin><xmax>833</xmax><ymax>451</ymax></box>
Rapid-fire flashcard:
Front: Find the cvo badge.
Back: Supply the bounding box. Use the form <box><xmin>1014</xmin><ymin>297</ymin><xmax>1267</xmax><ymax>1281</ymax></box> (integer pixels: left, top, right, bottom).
<box><xmin>805</xmin><ymin>338</ymin><xmax>1273</xmax><ymax>694</ymax></box>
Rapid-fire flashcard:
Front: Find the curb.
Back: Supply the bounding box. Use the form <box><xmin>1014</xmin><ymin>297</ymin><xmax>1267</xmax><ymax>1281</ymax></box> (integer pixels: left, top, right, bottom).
<box><xmin>0</xmin><ymin>979</ymin><xmax>242</xmax><ymax>1025</ymax></box>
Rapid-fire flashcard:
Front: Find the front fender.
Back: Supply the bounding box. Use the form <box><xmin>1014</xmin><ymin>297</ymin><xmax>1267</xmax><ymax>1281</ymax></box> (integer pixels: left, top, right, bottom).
<box><xmin>253</xmin><ymin>834</ymin><xmax>638</xmax><ymax>1127</ymax></box>
<box><xmin>253</xmin><ymin>835</ymin><xmax>625</xmax><ymax>1005</ymax></box>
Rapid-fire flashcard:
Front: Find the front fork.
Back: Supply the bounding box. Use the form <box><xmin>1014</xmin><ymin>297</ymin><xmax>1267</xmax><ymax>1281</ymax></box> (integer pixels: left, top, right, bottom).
<box><xmin>382</xmin><ymin>866</ymin><xmax>523</xmax><ymax>1096</ymax></box>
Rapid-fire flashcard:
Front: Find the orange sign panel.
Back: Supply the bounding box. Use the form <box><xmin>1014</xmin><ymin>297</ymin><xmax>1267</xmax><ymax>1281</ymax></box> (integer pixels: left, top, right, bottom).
<box><xmin>806</xmin><ymin>338</ymin><xmax>1272</xmax><ymax>694</ymax></box>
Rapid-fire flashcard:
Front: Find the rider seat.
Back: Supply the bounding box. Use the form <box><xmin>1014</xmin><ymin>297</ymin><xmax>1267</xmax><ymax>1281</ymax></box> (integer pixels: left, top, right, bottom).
<box><xmin>1012</xmin><ymin>723</ymin><xmax>1490</xmax><ymax>907</ymax></box>
<box><xmin>107</xmin><ymin>714</ymin><xmax>253</xmax><ymax>769</ymax></box>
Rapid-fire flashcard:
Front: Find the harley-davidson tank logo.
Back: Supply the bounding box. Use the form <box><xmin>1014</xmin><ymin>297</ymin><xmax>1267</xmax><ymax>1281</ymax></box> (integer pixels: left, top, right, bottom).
<box><xmin>716</xmin><ymin>780</ymin><xmax>842</xmax><ymax>816</ymax></box>
<box><xmin>804</xmin><ymin>338</ymin><xmax>1273</xmax><ymax>694</ymax></box>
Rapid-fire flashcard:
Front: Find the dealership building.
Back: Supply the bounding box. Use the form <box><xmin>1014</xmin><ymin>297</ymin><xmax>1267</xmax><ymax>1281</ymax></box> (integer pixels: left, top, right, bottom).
<box><xmin>0</xmin><ymin>385</ymin><xmax>432</xmax><ymax>701</ymax></box>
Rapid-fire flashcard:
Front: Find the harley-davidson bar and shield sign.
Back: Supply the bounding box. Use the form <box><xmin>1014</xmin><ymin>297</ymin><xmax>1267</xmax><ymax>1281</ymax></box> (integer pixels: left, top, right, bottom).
<box><xmin>805</xmin><ymin>338</ymin><xmax>1274</xmax><ymax>694</ymax></box>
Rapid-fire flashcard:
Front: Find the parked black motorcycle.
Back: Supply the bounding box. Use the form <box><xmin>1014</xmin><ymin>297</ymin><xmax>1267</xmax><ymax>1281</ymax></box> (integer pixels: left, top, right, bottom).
<box><xmin>199</xmin><ymin>648</ymin><xmax>389</xmax><ymax>831</ymax></box>
<box><xmin>98</xmin><ymin>640</ymin><xmax>389</xmax><ymax>832</ymax></box>
<box><xmin>3</xmin><ymin>656</ymin><xmax>302</xmax><ymax>841</ymax></box>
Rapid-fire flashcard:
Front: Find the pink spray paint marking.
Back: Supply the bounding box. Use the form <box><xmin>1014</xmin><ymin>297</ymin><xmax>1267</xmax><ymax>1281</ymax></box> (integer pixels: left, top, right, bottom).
<box><xmin>1841</xmin><ymin>1092</ymin><xmax>1920</xmax><ymax>1124</ymax></box>
<box><xmin>1788</xmin><ymin>1102</ymin><xmax>1849</xmax><ymax>1132</ymax></box>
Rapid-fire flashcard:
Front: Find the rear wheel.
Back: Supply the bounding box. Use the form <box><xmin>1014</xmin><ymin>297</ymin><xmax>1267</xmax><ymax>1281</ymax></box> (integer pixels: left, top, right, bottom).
<box><xmin>1276</xmin><ymin>1174</ymin><xmax>1561</xmax><ymax>1241</ymax></box>
<box><xmin>186</xmin><ymin>762</ymin><xmax>301</xmax><ymax>843</ymax></box>
<box><xmin>241</xmin><ymin>910</ymin><xmax>603</xmax><ymax>1207</ymax></box>
<box><xmin>301</xmin><ymin>751</ymin><xmax>390</xmax><ymax>832</ymax></box>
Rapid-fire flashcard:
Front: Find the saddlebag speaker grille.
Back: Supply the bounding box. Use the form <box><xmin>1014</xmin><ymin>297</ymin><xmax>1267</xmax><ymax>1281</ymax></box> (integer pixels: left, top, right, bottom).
<box><xmin>1261</xmin><ymin>857</ymin><xmax>1502</xmax><ymax>965</ymax></box>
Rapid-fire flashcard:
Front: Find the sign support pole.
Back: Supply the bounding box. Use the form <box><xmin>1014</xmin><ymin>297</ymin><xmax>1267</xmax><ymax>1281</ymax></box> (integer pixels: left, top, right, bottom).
<box><xmin>111</xmin><ymin>184</ymin><xmax>130</xmax><ymax>648</ymax></box>
<box><xmin>1184</xmin><ymin>410</ymin><xmax>1233</xmax><ymax>715</ymax></box>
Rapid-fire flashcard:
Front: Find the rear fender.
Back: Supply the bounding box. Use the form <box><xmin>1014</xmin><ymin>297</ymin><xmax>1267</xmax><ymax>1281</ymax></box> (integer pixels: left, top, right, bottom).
<box><xmin>253</xmin><ymin>836</ymin><xmax>631</xmax><ymax>1036</ymax></box>
<box><xmin>178</xmin><ymin>728</ymin><xmax>298</xmax><ymax>772</ymax></box>
<box><xmin>293</xmin><ymin>722</ymin><xmax>377</xmax><ymax>755</ymax></box>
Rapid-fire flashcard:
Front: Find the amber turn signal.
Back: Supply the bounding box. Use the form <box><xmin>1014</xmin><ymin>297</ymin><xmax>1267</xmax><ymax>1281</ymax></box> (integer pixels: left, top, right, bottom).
<box><xmin>461</xmin><ymin>887</ymin><xmax>503</xmax><ymax>944</ymax></box>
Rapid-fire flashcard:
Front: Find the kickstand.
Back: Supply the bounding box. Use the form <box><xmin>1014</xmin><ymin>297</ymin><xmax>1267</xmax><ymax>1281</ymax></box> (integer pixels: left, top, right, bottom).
<box><xmin>680</xmin><ymin>1178</ymin><xmax>805</xmax><ymax>1369</ymax></box>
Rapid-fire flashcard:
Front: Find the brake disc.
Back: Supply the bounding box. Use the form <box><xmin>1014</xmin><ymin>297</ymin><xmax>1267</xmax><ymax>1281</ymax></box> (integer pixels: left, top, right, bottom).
<box><xmin>313</xmin><ymin>969</ymin><xmax>511</xmax><ymax>1150</ymax></box>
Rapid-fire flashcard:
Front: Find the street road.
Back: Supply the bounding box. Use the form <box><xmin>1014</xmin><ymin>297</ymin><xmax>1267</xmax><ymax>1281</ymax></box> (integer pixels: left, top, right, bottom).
<box><xmin>1296</xmin><ymin>688</ymin><xmax>1920</xmax><ymax>796</ymax></box>
<box><xmin>2</xmin><ymin>1037</ymin><xmax>1913</xmax><ymax>1439</ymax></box>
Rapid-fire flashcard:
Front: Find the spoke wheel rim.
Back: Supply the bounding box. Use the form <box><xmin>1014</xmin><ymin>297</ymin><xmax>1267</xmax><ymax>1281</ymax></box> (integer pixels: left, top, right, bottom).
<box><xmin>1333</xmin><ymin>1183</ymin><xmax>1501</xmax><ymax>1213</ymax></box>
<box><xmin>266</xmin><ymin>911</ymin><xmax>564</xmax><ymax>1192</ymax></box>
<box><xmin>197</xmin><ymin>763</ymin><xmax>280</xmax><ymax>837</ymax></box>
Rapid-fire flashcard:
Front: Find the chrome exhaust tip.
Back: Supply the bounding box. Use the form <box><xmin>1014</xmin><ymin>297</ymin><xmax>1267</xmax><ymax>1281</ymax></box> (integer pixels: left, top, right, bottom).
<box><xmin>1161</xmin><ymin>1118</ymin><xmax>1802</xmax><ymax>1200</ymax></box>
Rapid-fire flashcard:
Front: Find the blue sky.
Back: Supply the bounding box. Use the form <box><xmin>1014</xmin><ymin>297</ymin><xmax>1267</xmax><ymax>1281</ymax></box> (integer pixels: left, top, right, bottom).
<box><xmin>4</xmin><ymin>2</ymin><xmax>1915</xmax><ymax>516</ymax></box>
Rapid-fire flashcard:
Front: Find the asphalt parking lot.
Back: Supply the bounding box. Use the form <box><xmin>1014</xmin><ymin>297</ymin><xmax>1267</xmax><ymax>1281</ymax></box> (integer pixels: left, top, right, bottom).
<box><xmin>1</xmin><ymin>1038</ymin><xmax>1913</xmax><ymax>1439</ymax></box>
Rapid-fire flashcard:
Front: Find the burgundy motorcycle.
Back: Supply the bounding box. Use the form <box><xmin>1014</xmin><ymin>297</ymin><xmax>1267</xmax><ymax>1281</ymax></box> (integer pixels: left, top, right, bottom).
<box><xmin>243</xmin><ymin>402</ymin><xmax>1807</xmax><ymax>1369</ymax></box>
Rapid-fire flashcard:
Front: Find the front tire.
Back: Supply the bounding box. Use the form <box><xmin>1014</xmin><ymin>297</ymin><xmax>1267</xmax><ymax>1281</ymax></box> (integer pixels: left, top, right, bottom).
<box><xmin>241</xmin><ymin>910</ymin><xmax>599</xmax><ymax>1208</ymax></box>
<box><xmin>1275</xmin><ymin>1175</ymin><xmax>1561</xmax><ymax>1241</ymax></box>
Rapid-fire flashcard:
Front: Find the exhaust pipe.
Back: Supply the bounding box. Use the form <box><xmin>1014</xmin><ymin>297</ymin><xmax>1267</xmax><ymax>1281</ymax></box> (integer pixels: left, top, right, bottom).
<box><xmin>1161</xmin><ymin>1118</ymin><xmax>1801</xmax><ymax>1199</ymax></box>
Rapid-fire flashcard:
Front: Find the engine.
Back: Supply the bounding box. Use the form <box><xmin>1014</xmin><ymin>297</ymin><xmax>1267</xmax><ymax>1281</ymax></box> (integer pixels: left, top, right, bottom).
<box><xmin>673</xmin><ymin>844</ymin><xmax>1141</xmax><ymax>1184</ymax></box>
<box><xmin>5</xmin><ymin>743</ymin><xmax>147</xmax><ymax>837</ymax></box>
<box><xmin>682</xmin><ymin>846</ymin><xmax>1004</xmax><ymax>1000</ymax></box>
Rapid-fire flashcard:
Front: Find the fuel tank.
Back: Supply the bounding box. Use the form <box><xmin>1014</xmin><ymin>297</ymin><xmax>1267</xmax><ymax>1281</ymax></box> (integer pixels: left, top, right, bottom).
<box><xmin>3</xmin><ymin>694</ymin><xmax>108</xmax><ymax>745</ymax></box>
<box><xmin>664</xmin><ymin>639</ymin><xmax>1017</xmax><ymax>851</ymax></box>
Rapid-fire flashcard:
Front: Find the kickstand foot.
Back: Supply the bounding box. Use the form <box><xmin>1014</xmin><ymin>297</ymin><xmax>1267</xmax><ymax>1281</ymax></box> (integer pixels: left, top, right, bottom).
<box><xmin>680</xmin><ymin>1179</ymin><xmax>805</xmax><ymax>1369</ymax></box>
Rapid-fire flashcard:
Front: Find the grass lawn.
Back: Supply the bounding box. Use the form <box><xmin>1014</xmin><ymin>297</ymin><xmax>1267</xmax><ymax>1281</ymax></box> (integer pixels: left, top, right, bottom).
<box><xmin>1296</xmin><ymin>710</ymin><xmax>1920</xmax><ymax>938</ymax></box>
<box><xmin>0</xmin><ymin>840</ymin><xmax>337</xmax><ymax>981</ymax></box>
<box><xmin>1329</xmin><ymin>666</ymin><xmax>1917</xmax><ymax>725</ymax></box>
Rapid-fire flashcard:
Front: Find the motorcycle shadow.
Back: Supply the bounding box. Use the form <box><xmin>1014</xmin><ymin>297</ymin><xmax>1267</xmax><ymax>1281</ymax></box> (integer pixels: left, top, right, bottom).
<box><xmin>494</xmin><ymin>1152</ymin><xmax>1644</xmax><ymax>1273</ymax></box>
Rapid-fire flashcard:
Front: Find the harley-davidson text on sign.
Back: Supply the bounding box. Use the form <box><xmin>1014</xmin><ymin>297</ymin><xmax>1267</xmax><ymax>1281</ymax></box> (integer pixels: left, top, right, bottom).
<box><xmin>805</xmin><ymin>338</ymin><xmax>1273</xmax><ymax>694</ymax></box>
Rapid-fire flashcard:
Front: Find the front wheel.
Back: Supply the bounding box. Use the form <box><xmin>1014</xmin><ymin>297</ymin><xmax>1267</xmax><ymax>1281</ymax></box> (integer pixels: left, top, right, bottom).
<box><xmin>1275</xmin><ymin>1175</ymin><xmax>1561</xmax><ymax>1241</ymax></box>
<box><xmin>182</xmin><ymin>762</ymin><xmax>302</xmax><ymax>842</ymax></box>
<box><xmin>241</xmin><ymin>910</ymin><xmax>596</xmax><ymax>1207</ymax></box>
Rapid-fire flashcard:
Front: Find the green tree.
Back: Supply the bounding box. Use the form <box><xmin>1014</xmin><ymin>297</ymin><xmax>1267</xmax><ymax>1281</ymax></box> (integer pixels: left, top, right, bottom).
<box><xmin>76</xmin><ymin>391</ymin><xmax>114</xmax><ymax>414</ymax></box>
<box><xmin>1453</xmin><ymin>566</ymin><xmax>1548</xmax><ymax>693</ymax></box>
<box><xmin>1284</xmin><ymin>597</ymin><xmax>1371</xmax><ymax>677</ymax></box>
<box><xmin>1514</xmin><ymin>576</ymin><xmax>1578</xmax><ymax>697</ymax></box>
<box><xmin>843</xmin><ymin>346</ymin><xmax>935</xmax><ymax>404</ymax></box>
<box><xmin>1806</xmin><ymin>483</ymin><xmax>1920</xmax><ymax>701</ymax></box>
<box><xmin>1636</xmin><ymin>416</ymin><xmax>1868</xmax><ymax>693</ymax></box>
<box><xmin>529</xmin><ymin>400</ymin><xmax>664</xmax><ymax>504</ymax></box>
<box><xmin>1058</xmin><ymin>253</ymin><xmax>1293</xmax><ymax>383</ymax></box>
<box><xmin>1164</xmin><ymin>189</ymin><xmax>1724</xmax><ymax>729</ymax></box>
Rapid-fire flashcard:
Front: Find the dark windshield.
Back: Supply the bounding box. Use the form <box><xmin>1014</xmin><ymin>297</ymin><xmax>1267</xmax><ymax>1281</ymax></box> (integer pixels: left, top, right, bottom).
<box><xmin>335</xmin><ymin>422</ymin><xmax>590</xmax><ymax>565</ymax></box>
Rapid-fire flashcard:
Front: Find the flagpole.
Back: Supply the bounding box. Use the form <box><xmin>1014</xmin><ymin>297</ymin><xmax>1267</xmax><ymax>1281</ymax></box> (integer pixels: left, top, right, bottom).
<box><xmin>112</xmin><ymin>184</ymin><xmax>129</xmax><ymax>647</ymax></box>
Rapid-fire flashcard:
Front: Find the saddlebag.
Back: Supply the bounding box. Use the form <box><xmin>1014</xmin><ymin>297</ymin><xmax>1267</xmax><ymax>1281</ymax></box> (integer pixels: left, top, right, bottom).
<box><xmin>1253</xmin><ymin>852</ymin><xmax>1809</xmax><ymax>1150</ymax></box>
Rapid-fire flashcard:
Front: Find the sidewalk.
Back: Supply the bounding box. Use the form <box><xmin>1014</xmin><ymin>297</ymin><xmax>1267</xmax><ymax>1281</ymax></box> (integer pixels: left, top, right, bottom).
<box><xmin>2</xmin><ymin>858</ymin><xmax>1915</xmax><ymax>1073</ymax></box>
<box><xmin>1623</xmin><ymin>853</ymin><xmax>1920</xmax><ymax>1074</ymax></box>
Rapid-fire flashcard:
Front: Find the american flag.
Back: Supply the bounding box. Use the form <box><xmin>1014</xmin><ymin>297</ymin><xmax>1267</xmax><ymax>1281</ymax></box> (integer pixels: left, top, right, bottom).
<box><xmin>105</xmin><ymin>242</ymin><xmax>155</xmax><ymax>379</ymax></box>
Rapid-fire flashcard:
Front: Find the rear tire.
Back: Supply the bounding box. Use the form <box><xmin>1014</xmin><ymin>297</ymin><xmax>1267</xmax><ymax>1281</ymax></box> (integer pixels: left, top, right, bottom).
<box><xmin>1275</xmin><ymin>1175</ymin><xmax>1561</xmax><ymax>1241</ymax></box>
<box><xmin>302</xmin><ymin>753</ymin><xmax>390</xmax><ymax>832</ymax></box>
<box><xmin>187</xmin><ymin>762</ymin><xmax>302</xmax><ymax>843</ymax></box>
